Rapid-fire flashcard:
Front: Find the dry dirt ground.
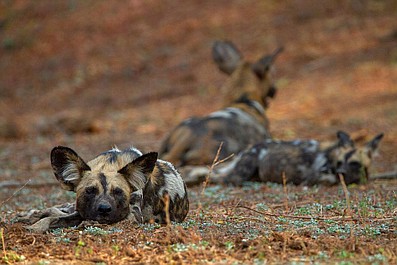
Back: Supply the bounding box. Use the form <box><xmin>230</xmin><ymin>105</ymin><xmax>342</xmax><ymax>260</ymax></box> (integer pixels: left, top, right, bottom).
<box><xmin>0</xmin><ymin>0</ymin><xmax>396</xmax><ymax>264</ymax></box>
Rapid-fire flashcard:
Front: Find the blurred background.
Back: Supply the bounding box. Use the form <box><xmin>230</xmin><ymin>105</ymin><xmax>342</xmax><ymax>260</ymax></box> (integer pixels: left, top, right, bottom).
<box><xmin>0</xmin><ymin>0</ymin><xmax>396</xmax><ymax>186</ymax></box>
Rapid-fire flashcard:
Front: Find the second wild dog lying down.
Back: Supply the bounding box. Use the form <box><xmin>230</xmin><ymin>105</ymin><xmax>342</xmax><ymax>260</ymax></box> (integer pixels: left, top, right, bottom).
<box><xmin>48</xmin><ymin>146</ymin><xmax>189</xmax><ymax>225</ymax></box>
<box><xmin>181</xmin><ymin>131</ymin><xmax>384</xmax><ymax>186</ymax></box>
<box><xmin>159</xmin><ymin>40</ymin><xmax>283</xmax><ymax>167</ymax></box>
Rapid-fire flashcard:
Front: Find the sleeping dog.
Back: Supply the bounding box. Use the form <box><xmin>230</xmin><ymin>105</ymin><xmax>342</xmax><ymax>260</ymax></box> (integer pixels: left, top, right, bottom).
<box><xmin>50</xmin><ymin>146</ymin><xmax>189</xmax><ymax>224</ymax></box>
<box><xmin>18</xmin><ymin>146</ymin><xmax>189</xmax><ymax>232</ymax></box>
<box><xmin>181</xmin><ymin>131</ymin><xmax>384</xmax><ymax>186</ymax></box>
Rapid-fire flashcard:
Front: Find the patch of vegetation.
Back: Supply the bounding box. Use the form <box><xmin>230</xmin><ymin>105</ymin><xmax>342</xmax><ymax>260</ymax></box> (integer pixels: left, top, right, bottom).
<box><xmin>168</xmin><ymin>241</ymin><xmax>208</xmax><ymax>253</ymax></box>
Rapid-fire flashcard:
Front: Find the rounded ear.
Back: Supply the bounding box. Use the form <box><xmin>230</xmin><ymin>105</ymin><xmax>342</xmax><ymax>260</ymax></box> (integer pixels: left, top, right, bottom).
<box><xmin>51</xmin><ymin>146</ymin><xmax>90</xmax><ymax>191</ymax></box>
<box><xmin>212</xmin><ymin>40</ymin><xmax>242</xmax><ymax>75</ymax></box>
<box><xmin>252</xmin><ymin>46</ymin><xmax>283</xmax><ymax>79</ymax></box>
<box><xmin>118</xmin><ymin>152</ymin><xmax>158</xmax><ymax>191</ymax></box>
<box><xmin>336</xmin><ymin>131</ymin><xmax>354</xmax><ymax>148</ymax></box>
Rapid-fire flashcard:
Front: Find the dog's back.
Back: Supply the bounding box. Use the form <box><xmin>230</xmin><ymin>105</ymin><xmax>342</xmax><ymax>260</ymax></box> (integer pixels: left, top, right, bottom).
<box><xmin>225</xmin><ymin>139</ymin><xmax>325</xmax><ymax>186</ymax></box>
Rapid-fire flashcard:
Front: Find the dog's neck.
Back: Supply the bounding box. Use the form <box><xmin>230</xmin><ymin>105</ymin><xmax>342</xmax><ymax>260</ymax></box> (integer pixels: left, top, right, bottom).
<box><xmin>234</xmin><ymin>95</ymin><xmax>265</xmax><ymax>116</ymax></box>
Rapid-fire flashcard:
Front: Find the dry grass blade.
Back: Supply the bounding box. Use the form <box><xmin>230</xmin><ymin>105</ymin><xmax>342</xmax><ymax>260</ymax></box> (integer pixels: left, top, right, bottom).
<box><xmin>1</xmin><ymin>228</ymin><xmax>5</xmax><ymax>260</ymax></box>
<box><xmin>196</xmin><ymin>143</ymin><xmax>222</xmax><ymax>217</ymax></box>
<box><xmin>161</xmin><ymin>192</ymin><xmax>172</xmax><ymax>245</ymax></box>
<box><xmin>338</xmin><ymin>174</ymin><xmax>352</xmax><ymax>217</ymax></box>
<box><xmin>282</xmin><ymin>172</ymin><xmax>289</xmax><ymax>212</ymax></box>
<box><xmin>338</xmin><ymin>174</ymin><xmax>356</xmax><ymax>251</ymax></box>
<box><xmin>0</xmin><ymin>179</ymin><xmax>31</xmax><ymax>207</ymax></box>
<box><xmin>162</xmin><ymin>193</ymin><xmax>171</xmax><ymax>227</ymax></box>
<box><xmin>197</xmin><ymin>142</ymin><xmax>234</xmax><ymax>217</ymax></box>
<box><xmin>199</xmin><ymin>142</ymin><xmax>234</xmax><ymax>196</ymax></box>
<box><xmin>0</xmin><ymin>181</ymin><xmax>58</xmax><ymax>189</ymax></box>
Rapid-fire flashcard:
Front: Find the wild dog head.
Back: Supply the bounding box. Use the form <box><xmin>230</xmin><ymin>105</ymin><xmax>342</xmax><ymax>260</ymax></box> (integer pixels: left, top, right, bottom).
<box><xmin>337</xmin><ymin>133</ymin><xmax>384</xmax><ymax>185</ymax></box>
<box><xmin>50</xmin><ymin>146</ymin><xmax>157</xmax><ymax>224</ymax></box>
<box><xmin>212</xmin><ymin>40</ymin><xmax>283</xmax><ymax>108</ymax></box>
<box><xmin>325</xmin><ymin>131</ymin><xmax>355</xmax><ymax>171</ymax></box>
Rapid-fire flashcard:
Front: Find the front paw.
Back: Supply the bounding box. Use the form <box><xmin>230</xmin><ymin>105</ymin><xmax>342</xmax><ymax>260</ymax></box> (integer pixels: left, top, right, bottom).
<box><xmin>127</xmin><ymin>205</ymin><xmax>143</xmax><ymax>224</ymax></box>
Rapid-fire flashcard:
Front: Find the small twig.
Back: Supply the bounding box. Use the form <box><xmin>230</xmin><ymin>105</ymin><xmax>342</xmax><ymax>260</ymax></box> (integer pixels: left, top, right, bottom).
<box><xmin>1</xmin><ymin>228</ymin><xmax>6</xmax><ymax>260</ymax></box>
<box><xmin>161</xmin><ymin>192</ymin><xmax>172</xmax><ymax>245</ymax></box>
<box><xmin>270</xmin><ymin>200</ymin><xmax>315</xmax><ymax>209</ymax></box>
<box><xmin>222</xmin><ymin>199</ymin><xmax>243</xmax><ymax>223</ymax></box>
<box><xmin>162</xmin><ymin>193</ymin><xmax>171</xmax><ymax>227</ymax></box>
<box><xmin>201</xmin><ymin>144</ymin><xmax>234</xmax><ymax>190</ymax></box>
<box><xmin>200</xmin><ymin>142</ymin><xmax>224</xmax><ymax>197</ymax></box>
<box><xmin>196</xmin><ymin>143</ymin><xmax>232</xmax><ymax>221</ymax></box>
<box><xmin>230</xmin><ymin>199</ymin><xmax>242</xmax><ymax>213</ymax></box>
<box><xmin>282</xmin><ymin>172</ymin><xmax>289</xmax><ymax>212</ymax></box>
<box><xmin>282</xmin><ymin>234</ymin><xmax>287</xmax><ymax>255</ymax></box>
<box><xmin>227</xmin><ymin>215</ymin><xmax>270</xmax><ymax>223</ymax></box>
<box><xmin>212</xmin><ymin>153</ymin><xmax>234</xmax><ymax>168</ymax></box>
<box><xmin>197</xmin><ymin>143</ymin><xmax>230</xmax><ymax>218</ymax></box>
<box><xmin>338</xmin><ymin>174</ymin><xmax>356</xmax><ymax>250</ymax></box>
<box><xmin>0</xmin><ymin>179</ymin><xmax>32</xmax><ymax>207</ymax></box>
<box><xmin>339</xmin><ymin>174</ymin><xmax>352</xmax><ymax>217</ymax></box>
<box><xmin>0</xmin><ymin>180</ymin><xmax>58</xmax><ymax>189</ymax></box>
<box><xmin>0</xmin><ymin>227</ymin><xmax>7</xmax><ymax>254</ymax></box>
<box><xmin>30</xmin><ymin>236</ymin><xmax>36</xmax><ymax>246</ymax></box>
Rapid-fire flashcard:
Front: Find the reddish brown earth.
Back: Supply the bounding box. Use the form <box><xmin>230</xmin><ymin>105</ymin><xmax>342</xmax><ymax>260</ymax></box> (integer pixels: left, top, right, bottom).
<box><xmin>0</xmin><ymin>0</ymin><xmax>396</xmax><ymax>264</ymax></box>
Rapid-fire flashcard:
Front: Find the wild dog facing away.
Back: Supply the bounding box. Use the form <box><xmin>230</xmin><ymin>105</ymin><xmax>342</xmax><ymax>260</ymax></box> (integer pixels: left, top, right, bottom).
<box><xmin>18</xmin><ymin>147</ymin><xmax>189</xmax><ymax>232</ymax></box>
<box><xmin>159</xmin><ymin>40</ymin><xmax>283</xmax><ymax>167</ymax></box>
<box><xmin>181</xmin><ymin>131</ymin><xmax>384</xmax><ymax>187</ymax></box>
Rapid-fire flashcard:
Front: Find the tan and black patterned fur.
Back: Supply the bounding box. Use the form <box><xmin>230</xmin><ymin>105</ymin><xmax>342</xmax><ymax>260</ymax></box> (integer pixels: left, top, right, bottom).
<box><xmin>224</xmin><ymin>131</ymin><xmax>383</xmax><ymax>186</ymax></box>
<box><xmin>159</xmin><ymin>40</ymin><xmax>283</xmax><ymax>166</ymax></box>
<box><xmin>182</xmin><ymin>131</ymin><xmax>383</xmax><ymax>186</ymax></box>
<box><xmin>51</xmin><ymin>146</ymin><xmax>189</xmax><ymax>224</ymax></box>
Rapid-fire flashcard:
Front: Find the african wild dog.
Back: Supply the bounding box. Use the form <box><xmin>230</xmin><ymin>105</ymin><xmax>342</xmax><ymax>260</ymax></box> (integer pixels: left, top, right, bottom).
<box><xmin>159</xmin><ymin>40</ymin><xmax>283</xmax><ymax>166</ymax></box>
<box><xmin>181</xmin><ymin>131</ymin><xmax>384</xmax><ymax>186</ymax></box>
<box><xmin>50</xmin><ymin>146</ymin><xmax>189</xmax><ymax>224</ymax></box>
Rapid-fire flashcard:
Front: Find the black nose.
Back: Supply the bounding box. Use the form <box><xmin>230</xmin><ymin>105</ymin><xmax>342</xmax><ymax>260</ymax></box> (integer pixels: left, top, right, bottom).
<box><xmin>97</xmin><ymin>203</ymin><xmax>112</xmax><ymax>213</ymax></box>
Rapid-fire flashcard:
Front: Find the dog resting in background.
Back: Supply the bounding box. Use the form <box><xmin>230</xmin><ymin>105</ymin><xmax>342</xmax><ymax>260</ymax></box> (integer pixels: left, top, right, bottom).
<box><xmin>19</xmin><ymin>146</ymin><xmax>189</xmax><ymax>232</ymax></box>
<box><xmin>159</xmin><ymin>40</ymin><xmax>283</xmax><ymax>167</ymax></box>
<box><xmin>181</xmin><ymin>131</ymin><xmax>384</xmax><ymax>187</ymax></box>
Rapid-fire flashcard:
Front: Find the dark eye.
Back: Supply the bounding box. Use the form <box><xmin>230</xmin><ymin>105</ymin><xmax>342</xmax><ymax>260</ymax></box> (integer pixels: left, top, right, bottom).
<box><xmin>112</xmin><ymin>187</ymin><xmax>124</xmax><ymax>197</ymax></box>
<box><xmin>85</xmin><ymin>186</ymin><xmax>98</xmax><ymax>195</ymax></box>
<box><xmin>336</xmin><ymin>161</ymin><xmax>343</xmax><ymax>168</ymax></box>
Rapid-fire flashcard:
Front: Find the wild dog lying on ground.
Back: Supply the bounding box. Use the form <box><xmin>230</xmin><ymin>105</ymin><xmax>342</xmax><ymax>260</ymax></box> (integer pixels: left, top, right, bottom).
<box><xmin>182</xmin><ymin>131</ymin><xmax>384</xmax><ymax>186</ymax></box>
<box><xmin>19</xmin><ymin>146</ymin><xmax>189</xmax><ymax>232</ymax></box>
<box><xmin>159</xmin><ymin>40</ymin><xmax>283</xmax><ymax>166</ymax></box>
